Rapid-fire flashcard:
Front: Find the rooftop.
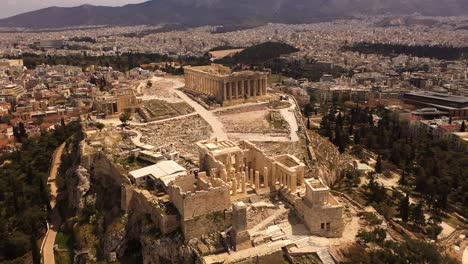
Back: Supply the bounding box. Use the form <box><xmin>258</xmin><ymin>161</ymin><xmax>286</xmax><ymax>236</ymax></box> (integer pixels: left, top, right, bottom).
<box><xmin>405</xmin><ymin>91</ymin><xmax>468</xmax><ymax>104</ymax></box>
<box><xmin>129</xmin><ymin>160</ymin><xmax>187</xmax><ymax>186</ymax></box>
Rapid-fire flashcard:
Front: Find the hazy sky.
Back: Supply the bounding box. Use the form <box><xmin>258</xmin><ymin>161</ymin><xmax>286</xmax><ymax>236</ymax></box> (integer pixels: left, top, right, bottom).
<box><xmin>1</xmin><ymin>0</ymin><xmax>146</xmax><ymax>18</ymax></box>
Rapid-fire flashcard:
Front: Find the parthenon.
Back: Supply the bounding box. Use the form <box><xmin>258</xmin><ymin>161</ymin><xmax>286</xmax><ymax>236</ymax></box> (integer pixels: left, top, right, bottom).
<box><xmin>184</xmin><ymin>64</ymin><xmax>268</xmax><ymax>105</ymax></box>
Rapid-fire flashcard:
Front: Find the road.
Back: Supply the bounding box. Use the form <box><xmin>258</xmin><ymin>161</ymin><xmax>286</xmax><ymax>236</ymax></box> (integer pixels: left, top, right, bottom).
<box><xmin>463</xmin><ymin>246</ymin><xmax>468</xmax><ymax>264</ymax></box>
<box><xmin>279</xmin><ymin>98</ymin><xmax>299</xmax><ymax>142</ymax></box>
<box><xmin>174</xmin><ymin>89</ymin><xmax>228</xmax><ymax>140</ymax></box>
<box><xmin>42</xmin><ymin>143</ymin><xmax>65</xmax><ymax>264</ymax></box>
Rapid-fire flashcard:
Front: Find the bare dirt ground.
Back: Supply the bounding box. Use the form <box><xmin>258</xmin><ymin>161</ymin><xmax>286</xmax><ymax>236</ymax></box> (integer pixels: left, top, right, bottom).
<box><xmin>219</xmin><ymin>108</ymin><xmax>275</xmax><ymax>133</ymax></box>
<box><xmin>141</xmin><ymin>76</ymin><xmax>185</xmax><ymax>103</ymax></box>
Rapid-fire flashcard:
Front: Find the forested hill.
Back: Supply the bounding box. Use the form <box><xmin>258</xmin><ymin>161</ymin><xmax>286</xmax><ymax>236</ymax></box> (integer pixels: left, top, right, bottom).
<box><xmin>218</xmin><ymin>42</ymin><xmax>299</xmax><ymax>65</ymax></box>
<box><xmin>0</xmin><ymin>121</ymin><xmax>82</xmax><ymax>262</ymax></box>
<box><xmin>342</xmin><ymin>43</ymin><xmax>468</xmax><ymax>61</ymax></box>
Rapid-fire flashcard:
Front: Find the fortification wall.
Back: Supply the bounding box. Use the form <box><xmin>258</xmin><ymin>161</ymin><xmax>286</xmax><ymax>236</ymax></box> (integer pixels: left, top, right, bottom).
<box><xmin>182</xmin><ymin>186</ymin><xmax>231</xmax><ymax>220</ymax></box>
<box><xmin>182</xmin><ymin>210</ymin><xmax>232</xmax><ymax>240</ymax></box>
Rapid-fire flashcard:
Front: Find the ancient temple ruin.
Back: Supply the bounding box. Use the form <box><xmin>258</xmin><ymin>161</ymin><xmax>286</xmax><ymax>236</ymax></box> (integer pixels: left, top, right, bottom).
<box><xmin>184</xmin><ymin>64</ymin><xmax>268</xmax><ymax>106</ymax></box>
<box><xmin>296</xmin><ymin>178</ymin><xmax>343</xmax><ymax>238</ymax></box>
<box><xmin>197</xmin><ymin>139</ymin><xmax>306</xmax><ymax>195</ymax></box>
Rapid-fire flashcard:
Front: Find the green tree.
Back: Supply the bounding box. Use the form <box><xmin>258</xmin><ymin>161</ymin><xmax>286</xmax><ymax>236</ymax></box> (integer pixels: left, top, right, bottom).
<box><xmin>96</xmin><ymin>122</ymin><xmax>105</xmax><ymax>132</ymax></box>
<box><xmin>399</xmin><ymin>193</ymin><xmax>410</xmax><ymax>222</ymax></box>
<box><xmin>426</xmin><ymin>224</ymin><xmax>443</xmax><ymax>241</ymax></box>
<box><xmin>119</xmin><ymin>108</ymin><xmax>133</xmax><ymax>127</ymax></box>
<box><xmin>375</xmin><ymin>155</ymin><xmax>383</xmax><ymax>174</ymax></box>
<box><xmin>410</xmin><ymin>202</ymin><xmax>426</xmax><ymax>227</ymax></box>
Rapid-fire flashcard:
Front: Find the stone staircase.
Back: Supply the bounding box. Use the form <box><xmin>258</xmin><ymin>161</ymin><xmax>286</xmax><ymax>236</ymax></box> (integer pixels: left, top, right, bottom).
<box><xmin>317</xmin><ymin>249</ymin><xmax>336</xmax><ymax>264</ymax></box>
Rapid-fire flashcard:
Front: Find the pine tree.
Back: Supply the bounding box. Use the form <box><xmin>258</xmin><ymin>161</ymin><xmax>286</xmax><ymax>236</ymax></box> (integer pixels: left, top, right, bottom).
<box><xmin>354</xmin><ymin>129</ymin><xmax>361</xmax><ymax>145</ymax></box>
<box><xmin>375</xmin><ymin>155</ymin><xmax>383</xmax><ymax>174</ymax></box>
<box><xmin>399</xmin><ymin>193</ymin><xmax>410</xmax><ymax>222</ymax></box>
<box><xmin>410</xmin><ymin>202</ymin><xmax>426</xmax><ymax>227</ymax></box>
<box><xmin>18</xmin><ymin>122</ymin><xmax>28</xmax><ymax>138</ymax></box>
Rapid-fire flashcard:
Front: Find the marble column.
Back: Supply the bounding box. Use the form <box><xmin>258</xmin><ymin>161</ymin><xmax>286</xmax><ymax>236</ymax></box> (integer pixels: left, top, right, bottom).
<box><xmin>237</xmin><ymin>81</ymin><xmax>244</xmax><ymax>98</ymax></box>
<box><xmin>271</xmin><ymin>163</ymin><xmax>276</xmax><ymax>186</ymax></box>
<box><xmin>231</xmin><ymin>82</ymin><xmax>239</xmax><ymax>99</ymax></box>
<box><xmin>241</xmin><ymin>172</ymin><xmax>247</xmax><ymax>194</ymax></box>
<box><xmin>263</xmin><ymin>167</ymin><xmax>269</xmax><ymax>188</ymax></box>
<box><xmin>250</xmin><ymin>169</ymin><xmax>254</xmax><ymax>184</ymax></box>
<box><xmin>232</xmin><ymin>178</ymin><xmax>238</xmax><ymax>195</ymax></box>
<box><xmin>223</xmin><ymin>83</ymin><xmax>227</xmax><ymax>101</ymax></box>
<box><xmin>255</xmin><ymin>171</ymin><xmax>260</xmax><ymax>190</ymax></box>
<box><xmin>290</xmin><ymin>174</ymin><xmax>297</xmax><ymax>192</ymax></box>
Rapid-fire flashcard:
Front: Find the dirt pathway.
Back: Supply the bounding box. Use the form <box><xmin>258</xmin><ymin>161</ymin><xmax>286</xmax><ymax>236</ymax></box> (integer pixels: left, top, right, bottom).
<box><xmin>42</xmin><ymin>143</ymin><xmax>65</xmax><ymax>264</ymax></box>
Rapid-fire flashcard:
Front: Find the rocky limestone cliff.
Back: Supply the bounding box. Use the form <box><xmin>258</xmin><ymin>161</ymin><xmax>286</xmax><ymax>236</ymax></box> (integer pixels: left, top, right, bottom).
<box><xmin>308</xmin><ymin>131</ymin><xmax>351</xmax><ymax>186</ymax></box>
<box><xmin>60</xmin><ymin>142</ymin><xmax>196</xmax><ymax>263</ymax></box>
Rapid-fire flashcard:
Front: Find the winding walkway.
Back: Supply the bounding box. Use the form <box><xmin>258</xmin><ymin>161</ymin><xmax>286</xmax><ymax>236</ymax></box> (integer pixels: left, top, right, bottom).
<box><xmin>174</xmin><ymin>90</ymin><xmax>228</xmax><ymax>140</ymax></box>
<box><xmin>42</xmin><ymin>143</ymin><xmax>65</xmax><ymax>264</ymax></box>
<box><xmin>279</xmin><ymin>98</ymin><xmax>299</xmax><ymax>142</ymax></box>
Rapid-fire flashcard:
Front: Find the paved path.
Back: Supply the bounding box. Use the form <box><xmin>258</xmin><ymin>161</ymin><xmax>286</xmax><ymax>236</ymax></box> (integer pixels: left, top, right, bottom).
<box><xmin>174</xmin><ymin>90</ymin><xmax>228</xmax><ymax>140</ymax></box>
<box><xmin>43</xmin><ymin>143</ymin><xmax>65</xmax><ymax>264</ymax></box>
<box><xmin>228</xmin><ymin>133</ymin><xmax>291</xmax><ymax>142</ymax></box>
<box><xmin>279</xmin><ymin>98</ymin><xmax>299</xmax><ymax>142</ymax></box>
<box><xmin>463</xmin><ymin>246</ymin><xmax>468</xmax><ymax>264</ymax></box>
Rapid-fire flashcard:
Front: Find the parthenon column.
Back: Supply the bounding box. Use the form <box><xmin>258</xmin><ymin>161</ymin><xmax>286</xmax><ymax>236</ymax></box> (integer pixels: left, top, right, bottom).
<box><xmin>223</xmin><ymin>82</ymin><xmax>227</xmax><ymax>101</ymax></box>
<box><xmin>233</xmin><ymin>82</ymin><xmax>238</xmax><ymax>99</ymax></box>
<box><xmin>239</xmin><ymin>80</ymin><xmax>244</xmax><ymax>98</ymax></box>
<box><xmin>246</xmin><ymin>80</ymin><xmax>250</xmax><ymax>97</ymax></box>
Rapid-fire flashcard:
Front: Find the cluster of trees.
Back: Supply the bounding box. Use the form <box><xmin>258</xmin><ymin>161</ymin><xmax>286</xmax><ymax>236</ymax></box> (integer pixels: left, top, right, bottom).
<box><xmin>13</xmin><ymin>52</ymin><xmax>211</xmax><ymax>72</ymax></box>
<box><xmin>69</xmin><ymin>37</ymin><xmax>96</xmax><ymax>43</ymax></box>
<box><xmin>218</xmin><ymin>42</ymin><xmax>299</xmax><ymax>66</ymax></box>
<box><xmin>271</xmin><ymin>60</ymin><xmax>348</xmax><ymax>82</ymax></box>
<box><xmin>398</xmin><ymin>192</ymin><xmax>443</xmax><ymax>239</ymax></box>
<box><xmin>12</xmin><ymin>122</ymin><xmax>29</xmax><ymax>143</ymax></box>
<box><xmin>0</xmin><ymin>121</ymin><xmax>82</xmax><ymax>262</ymax></box>
<box><xmin>321</xmin><ymin>104</ymin><xmax>468</xmax><ymax>216</ymax></box>
<box><xmin>217</xmin><ymin>41</ymin><xmax>348</xmax><ymax>82</ymax></box>
<box><xmin>319</xmin><ymin>106</ymin><xmax>353</xmax><ymax>153</ymax></box>
<box><xmin>342</xmin><ymin>42</ymin><xmax>468</xmax><ymax>61</ymax></box>
<box><xmin>344</xmin><ymin>238</ymin><xmax>458</xmax><ymax>264</ymax></box>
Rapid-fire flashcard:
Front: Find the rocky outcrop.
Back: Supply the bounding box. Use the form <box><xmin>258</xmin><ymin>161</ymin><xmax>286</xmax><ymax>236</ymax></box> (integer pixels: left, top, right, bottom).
<box><xmin>66</xmin><ymin>166</ymin><xmax>91</xmax><ymax>215</ymax></box>
<box><xmin>308</xmin><ymin>131</ymin><xmax>351</xmax><ymax>186</ymax></box>
<box><xmin>60</xmin><ymin>140</ymin><xmax>193</xmax><ymax>263</ymax></box>
<box><xmin>141</xmin><ymin>235</ymin><xmax>194</xmax><ymax>264</ymax></box>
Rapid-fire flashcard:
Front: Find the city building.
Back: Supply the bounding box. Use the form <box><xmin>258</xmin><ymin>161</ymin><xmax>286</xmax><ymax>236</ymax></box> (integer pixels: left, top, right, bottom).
<box><xmin>403</xmin><ymin>91</ymin><xmax>468</xmax><ymax>118</ymax></box>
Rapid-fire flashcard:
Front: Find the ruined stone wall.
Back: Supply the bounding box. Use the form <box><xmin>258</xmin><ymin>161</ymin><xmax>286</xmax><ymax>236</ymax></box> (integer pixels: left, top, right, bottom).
<box><xmin>172</xmin><ymin>173</ymin><xmax>197</xmax><ymax>193</ymax></box>
<box><xmin>123</xmin><ymin>188</ymin><xmax>180</xmax><ymax>235</ymax></box>
<box><xmin>240</xmin><ymin>140</ymin><xmax>274</xmax><ymax>176</ymax></box>
<box><xmin>82</xmin><ymin>151</ymin><xmax>180</xmax><ymax>236</ymax></box>
<box><xmin>182</xmin><ymin>210</ymin><xmax>232</xmax><ymax>240</ymax></box>
<box><xmin>199</xmin><ymin>149</ymin><xmax>225</xmax><ymax>177</ymax></box>
<box><xmin>182</xmin><ymin>186</ymin><xmax>231</xmax><ymax>220</ymax></box>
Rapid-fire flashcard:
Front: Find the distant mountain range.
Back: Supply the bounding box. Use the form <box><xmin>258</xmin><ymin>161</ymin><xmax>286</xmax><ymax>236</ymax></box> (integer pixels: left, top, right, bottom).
<box><xmin>0</xmin><ymin>0</ymin><xmax>467</xmax><ymax>28</ymax></box>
